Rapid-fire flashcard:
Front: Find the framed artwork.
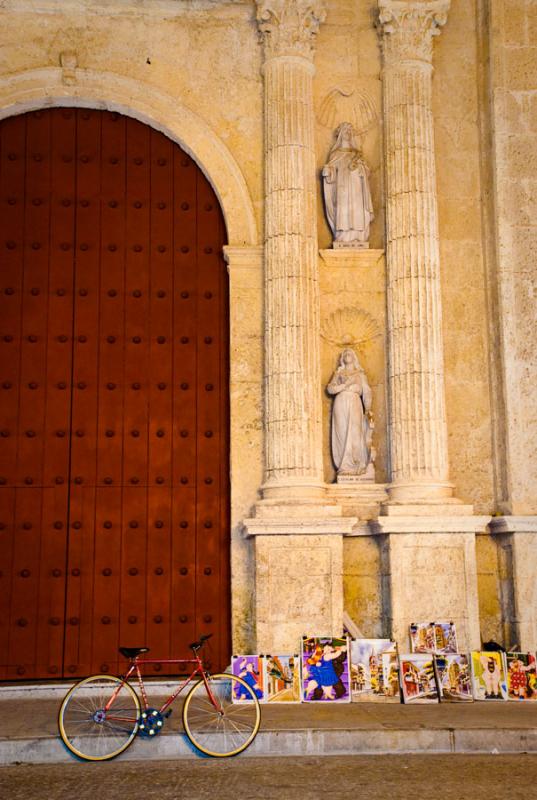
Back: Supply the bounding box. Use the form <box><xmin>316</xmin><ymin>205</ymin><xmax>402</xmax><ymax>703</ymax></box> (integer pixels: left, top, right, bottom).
<box><xmin>264</xmin><ymin>655</ymin><xmax>301</xmax><ymax>703</ymax></box>
<box><xmin>350</xmin><ymin>639</ymin><xmax>400</xmax><ymax>702</ymax></box>
<box><xmin>231</xmin><ymin>655</ymin><xmax>264</xmax><ymax>702</ymax></box>
<box><xmin>434</xmin><ymin>654</ymin><xmax>473</xmax><ymax>702</ymax></box>
<box><xmin>470</xmin><ymin>651</ymin><xmax>508</xmax><ymax>700</ymax></box>
<box><xmin>400</xmin><ymin>654</ymin><xmax>439</xmax><ymax>704</ymax></box>
<box><xmin>301</xmin><ymin>636</ymin><xmax>351</xmax><ymax>703</ymax></box>
<box><xmin>409</xmin><ymin>621</ymin><xmax>458</xmax><ymax>655</ymax></box>
<box><xmin>506</xmin><ymin>652</ymin><xmax>537</xmax><ymax>701</ymax></box>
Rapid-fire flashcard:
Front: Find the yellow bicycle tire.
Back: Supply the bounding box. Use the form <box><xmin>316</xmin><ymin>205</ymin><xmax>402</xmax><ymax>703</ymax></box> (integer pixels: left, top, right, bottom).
<box><xmin>58</xmin><ymin>674</ymin><xmax>141</xmax><ymax>761</ymax></box>
<box><xmin>182</xmin><ymin>673</ymin><xmax>261</xmax><ymax>757</ymax></box>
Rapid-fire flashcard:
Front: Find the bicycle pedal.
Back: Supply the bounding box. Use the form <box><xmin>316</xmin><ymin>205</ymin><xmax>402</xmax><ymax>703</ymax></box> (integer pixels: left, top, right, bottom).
<box><xmin>164</xmin><ymin>709</ymin><xmax>173</xmax><ymax>718</ymax></box>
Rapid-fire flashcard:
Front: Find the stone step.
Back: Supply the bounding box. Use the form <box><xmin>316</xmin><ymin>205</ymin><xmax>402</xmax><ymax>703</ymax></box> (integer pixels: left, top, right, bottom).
<box><xmin>1</xmin><ymin>692</ymin><xmax>537</xmax><ymax>764</ymax></box>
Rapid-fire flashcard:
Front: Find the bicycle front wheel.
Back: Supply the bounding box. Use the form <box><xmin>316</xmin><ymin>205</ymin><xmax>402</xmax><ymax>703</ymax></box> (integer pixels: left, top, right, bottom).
<box><xmin>58</xmin><ymin>674</ymin><xmax>140</xmax><ymax>761</ymax></box>
<box><xmin>182</xmin><ymin>673</ymin><xmax>261</xmax><ymax>757</ymax></box>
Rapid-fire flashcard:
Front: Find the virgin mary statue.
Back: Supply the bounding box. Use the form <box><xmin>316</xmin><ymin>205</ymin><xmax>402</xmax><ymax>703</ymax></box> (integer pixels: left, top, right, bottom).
<box><xmin>327</xmin><ymin>348</ymin><xmax>372</xmax><ymax>476</ymax></box>
<box><xmin>322</xmin><ymin>122</ymin><xmax>374</xmax><ymax>247</ymax></box>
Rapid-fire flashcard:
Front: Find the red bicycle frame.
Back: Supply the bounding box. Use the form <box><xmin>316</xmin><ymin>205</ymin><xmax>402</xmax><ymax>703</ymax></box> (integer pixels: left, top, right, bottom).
<box><xmin>104</xmin><ymin>652</ymin><xmax>222</xmax><ymax>721</ymax></box>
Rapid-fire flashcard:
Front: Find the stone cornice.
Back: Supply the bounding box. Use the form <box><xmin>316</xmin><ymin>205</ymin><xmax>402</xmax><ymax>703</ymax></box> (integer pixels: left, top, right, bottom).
<box><xmin>256</xmin><ymin>0</ymin><xmax>326</xmax><ymax>62</ymax></box>
<box><xmin>377</xmin><ymin>0</ymin><xmax>450</xmax><ymax>66</ymax></box>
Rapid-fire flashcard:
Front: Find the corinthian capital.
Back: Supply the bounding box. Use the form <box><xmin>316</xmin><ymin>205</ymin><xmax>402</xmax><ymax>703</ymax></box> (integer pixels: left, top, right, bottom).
<box><xmin>256</xmin><ymin>0</ymin><xmax>326</xmax><ymax>61</ymax></box>
<box><xmin>377</xmin><ymin>0</ymin><xmax>450</xmax><ymax>65</ymax></box>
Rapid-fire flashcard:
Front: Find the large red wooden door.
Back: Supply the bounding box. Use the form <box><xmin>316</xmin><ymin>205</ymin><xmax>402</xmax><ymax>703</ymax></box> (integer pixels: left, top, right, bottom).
<box><xmin>0</xmin><ymin>108</ymin><xmax>230</xmax><ymax>680</ymax></box>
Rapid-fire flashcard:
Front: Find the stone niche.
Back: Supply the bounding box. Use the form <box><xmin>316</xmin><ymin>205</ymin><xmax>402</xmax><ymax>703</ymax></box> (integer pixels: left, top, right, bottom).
<box><xmin>319</xmin><ymin>248</ymin><xmax>388</xmax><ymax>491</ymax></box>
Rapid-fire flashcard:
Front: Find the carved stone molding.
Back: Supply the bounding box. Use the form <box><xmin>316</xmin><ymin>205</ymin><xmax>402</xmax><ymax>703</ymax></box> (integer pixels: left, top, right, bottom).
<box><xmin>317</xmin><ymin>85</ymin><xmax>378</xmax><ymax>138</ymax></box>
<box><xmin>319</xmin><ymin>248</ymin><xmax>384</xmax><ymax>270</ymax></box>
<box><xmin>377</xmin><ymin>0</ymin><xmax>450</xmax><ymax>66</ymax></box>
<box><xmin>60</xmin><ymin>51</ymin><xmax>77</xmax><ymax>86</ymax></box>
<box><xmin>321</xmin><ymin>307</ymin><xmax>380</xmax><ymax>349</ymax></box>
<box><xmin>256</xmin><ymin>0</ymin><xmax>326</xmax><ymax>62</ymax></box>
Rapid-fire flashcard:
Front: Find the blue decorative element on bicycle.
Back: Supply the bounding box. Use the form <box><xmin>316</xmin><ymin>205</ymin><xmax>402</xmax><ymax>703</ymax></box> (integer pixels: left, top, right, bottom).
<box><xmin>137</xmin><ymin>708</ymin><xmax>164</xmax><ymax>737</ymax></box>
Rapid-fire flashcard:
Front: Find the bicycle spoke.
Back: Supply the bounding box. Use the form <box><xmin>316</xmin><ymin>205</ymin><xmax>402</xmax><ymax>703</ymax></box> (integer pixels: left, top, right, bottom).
<box><xmin>183</xmin><ymin>674</ymin><xmax>260</xmax><ymax>757</ymax></box>
<box><xmin>59</xmin><ymin>676</ymin><xmax>140</xmax><ymax>761</ymax></box>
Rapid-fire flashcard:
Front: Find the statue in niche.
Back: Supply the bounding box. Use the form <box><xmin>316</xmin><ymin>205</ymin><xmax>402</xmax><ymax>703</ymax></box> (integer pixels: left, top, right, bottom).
<box><xmin>327</xmin><ymin>348</ymin><xmax>375</xmax><ymax>481</ymax></box>
<box><xmin>322</xmin><ymin>122</ymin><xmax>374</xmax><ymax>249</ymax></box>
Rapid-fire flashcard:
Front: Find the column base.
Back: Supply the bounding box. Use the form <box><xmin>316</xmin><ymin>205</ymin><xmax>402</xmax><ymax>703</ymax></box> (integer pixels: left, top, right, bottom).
<box><xmin>489</xmin><ymin>516</ymin><xmax>537</xmax><ymax>652</ymax></box>
<box><xmin>374</xmin><ymin>515</ymin><xmax>489</xmax><ymax>653</ymax></box>
<box><xmin>261</xmin><ymin>476</ymin><xmax>328</xmax><ymax>503</ymax></box>
<box><xmin>383</xmin><ymin>480</ymin><xmax>474</xmax><ymax>515</ymax></box>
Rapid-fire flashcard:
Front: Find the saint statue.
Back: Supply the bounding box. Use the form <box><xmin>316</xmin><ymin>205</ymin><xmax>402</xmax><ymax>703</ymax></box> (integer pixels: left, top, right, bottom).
<box><xmin>327</xmin><ymin>348</ymin><xmax>373</xmax><ymax>478</ymax></box>
<box><xmin>322</xmin><ymin>122</ymin><xmax>374</xmax><ymax>248</ymax></box>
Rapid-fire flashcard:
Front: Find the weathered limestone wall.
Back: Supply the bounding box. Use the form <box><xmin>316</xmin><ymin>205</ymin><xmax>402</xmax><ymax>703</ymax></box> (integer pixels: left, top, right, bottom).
<box><xmin>0</xmin><ymin>0</ymin><xmax>264</xmax><ymax>239</ymax></box>
<box><xmin>225</xmin><ymin>246</ymin><xmax>264</xmax><ymax>651</ymax></box>
<box><xmin>487</xmin><ymin>0</ymin><xmax>537</xmax><ymax>516</ymax></box>
<box><xmin>476</xmin><ymin>0</ymin><xmax>537</xmax><ymax>653</ymax></box>
<box><xmin>343</xmin><ymin>536</ymin><xmax>384</xmax><ymax>638</ymax></box>
<box><xmin>476</xmin><ymin>531</ymin><xmax>516</xmax><ymax>647</ymax></box>
<box><xmin>435</xmin><ymin>0</ymin><xmax>496</xmax><ymax>513</ymax></box>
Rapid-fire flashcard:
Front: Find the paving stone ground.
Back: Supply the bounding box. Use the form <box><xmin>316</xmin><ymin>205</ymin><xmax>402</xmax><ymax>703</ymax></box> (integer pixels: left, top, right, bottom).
<box><xmin>1</xmin><ymin>755</ymin><xmax>537</xmax><ymax>800</ymax></box>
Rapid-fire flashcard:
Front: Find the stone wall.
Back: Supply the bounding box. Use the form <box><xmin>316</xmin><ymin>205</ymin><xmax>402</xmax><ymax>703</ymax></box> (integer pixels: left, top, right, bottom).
<box><xmin>435</xmin><ymin>0</ymin><xmax>496</xmax><ymax>514</ymax></box>
<box><xmin>0</xmin><ymin>0</ymin><xmax>535</xmax><ymax>651</ymax></box>
<box><xmin>487</xmin><ymin>0</ymin><xmax>537</xmax><ymax>516</ymax></box>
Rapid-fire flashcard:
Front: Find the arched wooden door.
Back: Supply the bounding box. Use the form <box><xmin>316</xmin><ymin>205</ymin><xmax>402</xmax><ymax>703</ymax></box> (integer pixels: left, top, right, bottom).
<box><xmin>0</xmin><ymin>108</ymin><xmax>230</xmax><ymax>680</ymax></box>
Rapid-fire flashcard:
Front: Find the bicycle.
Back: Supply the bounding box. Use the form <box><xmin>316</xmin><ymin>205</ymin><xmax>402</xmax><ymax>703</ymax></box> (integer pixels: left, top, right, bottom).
<box><xmin>58</xmin><ymin>634</ymin><xmax>261</xmax><ymax>760</ymax></box>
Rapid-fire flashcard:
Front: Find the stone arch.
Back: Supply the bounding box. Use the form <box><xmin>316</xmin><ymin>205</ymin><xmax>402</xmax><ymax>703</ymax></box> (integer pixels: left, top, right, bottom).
<box><xmin>0</xmin><ymin>67</ymin><xmax>258</xmax><ymax>247</ymax></box>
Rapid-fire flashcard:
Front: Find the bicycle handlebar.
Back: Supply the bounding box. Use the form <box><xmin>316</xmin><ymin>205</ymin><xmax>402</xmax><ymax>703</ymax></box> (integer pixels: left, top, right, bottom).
<box><xmin>189</xmin><ymin>633</ymin><xmax>213</xmax><ymax>652</ymax></box>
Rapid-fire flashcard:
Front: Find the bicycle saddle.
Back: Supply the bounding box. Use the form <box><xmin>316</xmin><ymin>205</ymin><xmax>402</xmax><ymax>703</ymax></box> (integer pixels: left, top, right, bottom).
<box><xmin>119</xmin><ymin>646</ymin><xmax>150</xmax><ymax>659</ymax></box>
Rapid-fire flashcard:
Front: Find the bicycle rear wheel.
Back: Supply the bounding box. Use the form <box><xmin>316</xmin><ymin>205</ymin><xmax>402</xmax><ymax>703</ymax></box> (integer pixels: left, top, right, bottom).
<box><xmin>58</xmin><ymin>674</ymin><xmax>140</xmax><ymax>761</ymax></box>
<box><xmin>182</xmin><ymin>673</ymin><xmax>261</xmax><ymax>757</ymax></box>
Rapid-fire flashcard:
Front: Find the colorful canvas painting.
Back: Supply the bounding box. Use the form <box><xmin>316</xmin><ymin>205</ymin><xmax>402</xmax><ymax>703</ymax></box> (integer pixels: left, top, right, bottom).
<box><xmin>301</xmin><ymin>636</ymin><xmax>351</xmax><ymax>703</ymax></box>
<box><xmin>506</xmin><ymin>652</ymin><xmax>537</xmax><ymax>701</ymax></box>
<box><xmin>470</xmin><ymin>651</ymin><xmax>508</xmax><ymax>700</ymax></box>
<box><xmin>231</xmin><ymin>655</ymin><xmax>264</xmax><ymax>702</ymax></box>
<box><xmin>350</xmin><ymin>639</ymin><xmax>400</xmax><ymax>702</ymax></box>
<box><xmin>400</xmin><ymin>654</ymin><xmax>439</xmax><ymax>703</ymax></box>
<box><xmin>433</xmin><ymin>622</ymin><xmax>458</xmax><ymax>654</ymax></box>
<box><xmin>409</xmin><ymin>622</ymin><xmax>457</xmax><ymax>654</ymax></box>
<box><xmin>264</xmin><ymin>655</ymin><xmax>300</xmax><ymax>703</ymax></box>
<box><xmin>434</xmin><ymin>654</ymin><xmax>473</xmax><ymax>702</ymax></box>
<box><xmin>409</xmin><ymin>623</ymin><xmax>436</xmax><ymax>654</ymax></box>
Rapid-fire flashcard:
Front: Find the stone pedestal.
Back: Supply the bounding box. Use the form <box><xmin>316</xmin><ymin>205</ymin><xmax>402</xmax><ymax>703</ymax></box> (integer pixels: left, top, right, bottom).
<box><xmin>333</xmin><ymin>242</ymin><xmax>369</xmax><ymax>250</ymax></box>
<box><xmin>244</xmin><ymin>526</ymin><xmax>354</xmax><ymax>653</ymax></box>
<box><xmin>244</xmin><ymin>502</ymin><xmax>357</xmax><ymax>651</ymax></box>
<box><xmin>374</xmin><ymin>515</ymin><xmax>488</xmax><ymax>651</ymax></box>
<box><xmin>489</xmin><ymin>517</ymin><xmax>537</xmax><ymax>652</ymax></box>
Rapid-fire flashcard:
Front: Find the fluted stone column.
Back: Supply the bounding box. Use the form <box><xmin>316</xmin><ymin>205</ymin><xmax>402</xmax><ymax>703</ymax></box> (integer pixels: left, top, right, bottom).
<box><xmin>243</xmin><ymin>2</ymin><xmax>358</xmax><ymax>652</ymax></box>
<box><xmin>374</xmin><ymin>2</ymin><xmax>481</xmax><ymax>652</ymax></box>
<box><xmin>257</xmin><ymin>0</ymin><xmax>325</xmax><ymax>500</ymax></box>
<box><xmin>378</xmin><ymin>0</ymin><xmax>456</xmax><ymax>506</ymax></box>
